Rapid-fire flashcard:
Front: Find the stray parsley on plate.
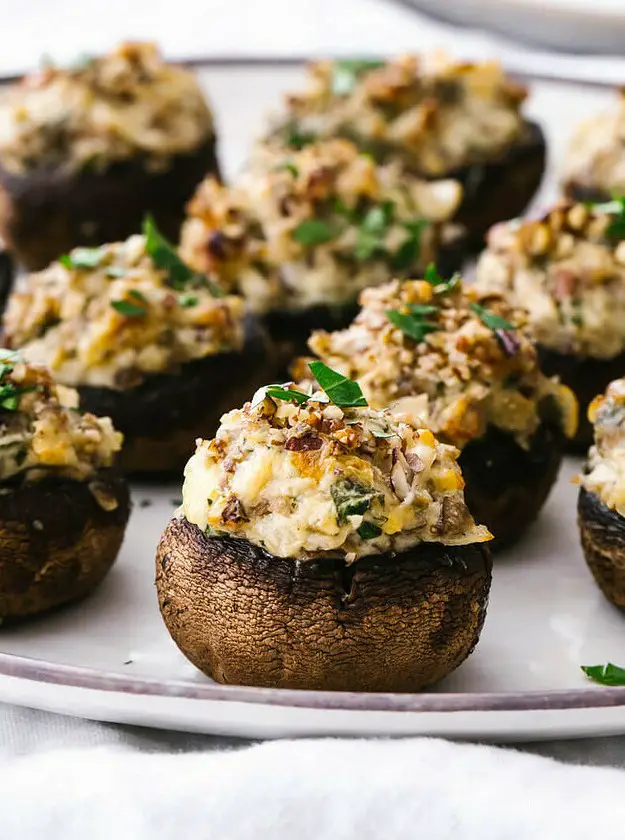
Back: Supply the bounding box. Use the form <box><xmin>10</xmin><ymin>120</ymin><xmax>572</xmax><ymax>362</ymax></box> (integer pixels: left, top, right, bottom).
<box><xmin>581</xmin><ymin>662</ymin><xmax>625</xmax><ymax>686</ymax></box>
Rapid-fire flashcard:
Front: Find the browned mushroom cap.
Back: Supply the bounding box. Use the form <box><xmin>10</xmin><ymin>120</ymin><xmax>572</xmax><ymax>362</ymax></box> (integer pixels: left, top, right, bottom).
<box><xmin>578</xmin><ymin>487</ymin><xmax>625</xmax><ymax>611</ymax></box>
<box><xmin>537</xmin><ymin>347</ymin><xmax>625</xmax><ymax>451</ymax></box>
<box><xmin>0</xmin><ymin>136</ymin><xmax>220</xmax><ymax>271</ymax></box>
<box><xmin>447</xmin><ymin>121</ymin><xmax>546</xmax><ymax>251</ymax></box>
<box><xmin>0</xmin><ymin>469</ymin><xmax>130</xmax><ymax>619</ymax></box>
<box><xmin>460</xmin><ymin>423</ymin><xmax>565</xmax><ymax>550</ymax></box>
<box><xmin>156</xmin><ymin>518</ymin><xmax>492</xmax><ymax>692</ymax></box>
<box><xmin>76</xmin><ymin>317</ymin><xmax>277</xmax><ymax>477</ymax></box>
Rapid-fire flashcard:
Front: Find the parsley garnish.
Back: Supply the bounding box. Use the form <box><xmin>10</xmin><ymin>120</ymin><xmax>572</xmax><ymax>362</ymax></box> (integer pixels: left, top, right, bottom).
<box><xmin>354</xmin><ymin>201</ymin><xmax>395</xmax><ymax>260</ymax></box>
<box><xmin>263</xmin><ymin>364</ymin><xmax>367</xmax><ymax>409</ymax></box>
<box><xmin>309</xmin><ymin>361</ymin><xmax>368</xmax><ymax>407</ymax></box>
<box><xmin>179</xmin><ymin>294</ymin><xmax>199</xmax><ymax>308</ymax></box>
<box><xmin>265</xmin><ymin>385</ymin><xmax>310</xmax><ymax>405</ymax></box>
<box><xmin>331</xmin><ymin>478</ymin><xmax>379</xmax><ymax>522</ymax></box>
<box><xmin>284</xmin><ymin>124</ymin><xmax>317</xmax><ymax>150</ymax></box>
<box><xmin>357</xmin><ymin>521</ymin><xmax>383</xmax><ymax>539</ymax></box>
<box><xmin>386</xmin><ymin>307</ymin><xmax>439</xmax><ymax>343</ymax></box>
<box><xmin>0</xmin><ymin>351</ymin><xmax>36</xmax><ymax>412</ymax></box>
<box><xmin>60</xmin><ymin>246</ymin><xmax>106</xmax><ymax>270</ymax></box>
<box><xmin>391</xmin><ymin>220</ymin><xmax>429</xmax><ymax>272</ymax></box>
<box><xmin>276</xmin><ymin>161</ymin><xmax>299</xmax><ymax>178</ymax></box>
<box><xmin>581</xmin><ymin>663</ymin><xmax>625</xmax><ymax>686</ymax></box>
<box><xmin>469</xmin><ymin>302</ymin><xmax>514</xmax><ymax>331</ymax></box>
<box><xmin>143</xmin><ymin>216</ymin><xmax>223</xmax><ymax>297</ymax></box>
<box><xmin>591</xmin><ymin>197</ymin><xmax>625</xmax><ymax>240</ymax></box>
<box><xmin>111</xmin><ymin>289</ymin><xmax>148</xmax><ymax>318</ymax></box>
<box><xmin>470</xmin><ymin>302</ymin><xmax>520</xmax><ymax>357</ymax></box>
<box><xmin>292</xmin><ymin>219</ymin><xmax>336</xmax><ymax>246</ymax></box>
<box><xmin>331</xmin><ymin>59</ymin><xmax>385</xmax><ymax>96</ymax></box>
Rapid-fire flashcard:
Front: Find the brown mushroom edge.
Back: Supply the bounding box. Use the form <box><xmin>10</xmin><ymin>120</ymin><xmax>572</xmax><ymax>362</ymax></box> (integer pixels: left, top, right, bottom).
<box><xmin>0</xmin><ymin>243</ymin><xmax>14</xmax><ymax>314</ymax></box>
<box><xmin>0</xmin><ymin>468</ymin><xmax>129</xmax><ymax>620</ymax></box>
<box><xmin>262</xmin><ymin>236</ymin><xmax>467</xmax><ymax>367</ymax></box>
<box><xmin>459</xmin><ymin>421</ymin><xmax>565</xmax><ymax>551</ymax></box>
<box><xmin>578</xmin><ymin>487</ymin><xmax>625</xmax><ymax>611</ymax></box>
<box><xmin>0</xmin><ymin>135</ymin><xmax>220</xmax><ymax>271</ymax></box>
<box><xmin>76</xmin><ymin>318</ymin><xmax>277</xmax><ymax>477</ymax></box>
<box><xmin>156</xmin><ymin>518</ymin><xmax>492</xmax><ymax>692</ymax></box>
<box><xmin>445</xmin><ymin>120</ymin><xmax>546</xmax><ymax>251</ymax></box>
<box><xmin>537</xmin><ymin>346</ymin><xmax>625</xmax><ymax>451</ymax></box>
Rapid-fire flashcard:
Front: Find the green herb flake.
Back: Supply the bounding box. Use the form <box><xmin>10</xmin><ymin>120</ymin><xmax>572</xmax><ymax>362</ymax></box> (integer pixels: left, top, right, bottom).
<box><xmin>0</xmin><ymin>383</ymin><xmax>36</xmax><ymax>412</ymax></box>
<box><xmin>591</xmin><ymin>197</ymin><xmax>625</xmax><ymax>240</ymax></box>
<box><xmin>581</xmin><ymin>662</ymin><xmax>625</xmax><ymax>686</ymax></box>
<box><xmin>331</xmin><ymin>59</ymin><xmax>385</xmax><ymax>96</ymax></box>
<box><xmin>179</xmin><ymin>293</ymin><xmax>199</xmax><ymax>308</ymax></box>
<box><xmin>110</xmin><ymin>297</ymin><xmax>147</xmax><ymax>318</ymax></box>
<box><xmin>391</xmin><ymin>220</ymin><xmax>429</xmax><ymax>273</ymax></box>
<box><xmin>60</xmin><ymin>246</ymin><xmax>106</xmax><ymax>270</ymax></box>
<box><xmin>276</xmin><ymin>161</ymin><xmax>299</xmax><ymax>178</ymax></box>
<box><xmin>284</xmin><ymin>124</ymin><xmax>317</xmax><ymax>150</ymax></box>
<box><xmin>292</xmin><ymin>219</ymin><xmax>336</xmax><ymax>246</ymax></box>
<box><xmin>354</xmin><ymin>201</ymin><xmax>394</xmax><ymax>261</ymax></box>
<box><xmin>308</xmin><ymin>361</ymin><xmax>368</xmax><ymax>407</ymax></box>
<box><xmin>386</xmin><ymin>308</ymin><xmax>438</xmax><ymax>343</ymax></box>
<box><xmin>470</xmin><ymin>302</ymin><xmax>514</xmax><ymax>332</ymax></box>
<box><xmin>331</xmin><ymin>478</ymin><xmax>379</xmax><ymax>522</ymax></box>
<box><xmin>357</xmin><ymin>521</ymin><xmax>383</xmax><ymax>539</ymax></box>
<box><xmin>265</xmin><ymin>385</ymin><xmax>311</xmax><ymax>405</ymax></box>
<box><xmin>143</xmin><ymin>215</ymin><xmax>223</xmax><ymax>297</ymax></box>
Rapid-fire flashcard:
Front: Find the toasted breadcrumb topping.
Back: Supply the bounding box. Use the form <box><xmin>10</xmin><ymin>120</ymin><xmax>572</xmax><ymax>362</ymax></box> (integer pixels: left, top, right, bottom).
<box><xmin>0</xmin><ymin>42</ymin><xmax>214</xmax><ymax>174</ymax></box>
<box><xmin>0</xmin><ymin>352</ymin><xmax>122</xmax><ymax>482</ymax></box>
<box><xmin>261</xmin><ymin>53</ymin><xmax>527</xmax><ymax>176</ymax></box>
<box><xmin>3</xmin><ymin>235</ymin><xmax>246</xmax><ymax>389</ymax></box>
<box><xmin>180</xmin><ymin>138</ymin><xmax>462</xmax><ymax>312</ymax></box>
<box><xmin>182</xmin><ymin>388</ymin><xmax>491</xmax><ymax>560</ymax></box>
<box><xmin>295</xmin><ymin>277</ymin><xmax>577</xmax><ymax>449</ymax></box>
<box><xmin>476</xmin><ymin>202</ymin><xmax>625</xmax><ymax>359</ymax></box>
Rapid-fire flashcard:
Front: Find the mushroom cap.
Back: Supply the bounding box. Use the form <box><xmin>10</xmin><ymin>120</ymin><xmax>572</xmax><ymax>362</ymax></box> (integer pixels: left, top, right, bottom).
<box><xmin>578</xmin><ymin>487</ymin><xmax>625</xmax><ymax>611</ymax></box>
<box><xmin>156</xmin><ymin>517</ymin><xmax>492</xmax><ymax>692</ymax></box>
<box><xmin>0</xmin><ymin>468</ymin><xmax>130</xmax><ymax>618</ymax></box>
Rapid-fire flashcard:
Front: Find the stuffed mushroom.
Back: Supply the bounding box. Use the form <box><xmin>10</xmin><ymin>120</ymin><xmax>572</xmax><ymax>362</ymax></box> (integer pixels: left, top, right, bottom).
<box><xmin>156</xmin><ymin>370</ymin><xmax>492</xmax><ymax>691</ymax></box>
<box><xmin>258</xmin><ymin>54</ymin><xmax>545</xmax><ymax>249</ymax></box>
<box><xmin>180</xmin><ymin>138</ymin><xmax>464</xmax><ymax>361</ymax></box>
<box><xmin>476</xmin><ymin>201</ymin><xmax>625</xmax><ymax>449</ymax></box>
<box><xmin>2</xmin><ymin>222</ymin><xmax>275</xmax><ymax>476</ymax></box>
<box><xmin>578</xmin><ymin>378</ymin><xmax>625</xmax><ymax>610</ymax></box>
<box><xmin>563</xmin><ymin>90</ymin><xmax>625</xmax><ymax>203</ymax></box>
<box><xmin>0</xmin><ymin>351</ymin><xmax>129</xmax><ymax>619</ymax></box>
<box><xmin>0</xmin><ymin>42</ymin><xmax>219</xmax><ymax>270</ymax></box>
<box><xmin>293</xmin><ymin>274</ymin><xmax>577</xmax><ymax>548</ymax></box>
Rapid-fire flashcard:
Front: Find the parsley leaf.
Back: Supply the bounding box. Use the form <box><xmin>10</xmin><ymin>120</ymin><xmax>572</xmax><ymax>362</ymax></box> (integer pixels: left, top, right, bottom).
<box><xmin>0</xmin><ymin>383</ymin><xmax>36</xmax><ymax>412</ymax></box>
<box><xmin>276</xmin><ymin>161</ymin><xmax>299</xmax><ymax>178</ymax></box>
<box><xmin>179</xmin><ymin>294</ymin><xmax>198</xmax><ymax>308</ymax></box>
<box><xmin>308</xmin><ymin>361</ymin><xmax>368</xmax><ymax>407</ymax></box>
<box><xmin>110</xmin><ymin>294</ymin><xmax>148</xmax><ymax>318</ymax></box>
<box><xmin>357</xmin><ymin>521</ymin><xmax>383</xmax><ymax>539</ymax></box>
<box><xmin>391</xmin><ymin>220</ymin><xmax>429</xmax><ymax>272</ymax></box>
<box><xmin>292</xmin><ymin>219</ymin><xmax>336</xmax><ymax>246</ymax></box>
<box><xmin>386</xmin><ymin>308</ymin><xmax>438</xmax><ymax>343</ymax></box>
<box><xmin>143</xmin><ymin>215</ymin><xmax>223</xmax><ymax>297</ymax></box>
<box><xmin>470</xmin><ymin>302</ymin><xmax>514</xmax><ymax>331</ymax></box>
<box><xmin>60</xmin><ymin>246</ymin><xmax>106</xmax><ymax>270</ymax></box>
<box><xmin>354</xmin><ymin>201</ymin><xmax>394</xmax><ymax>260</ymax></box>
<box><xmin>423</xmin><ymin>262</ymin><xmax>461</xmax><ymax>295</ymax></box>
<box><xmin>331</xmin><ymin>478</ymin><xmax>379</xmax><ymax>522</ymax></box>
<box><xmin>591</xmin><ymin>197</ymin><xmax>625</xmax><ymax>240</ymax></box>
<box><xmin>331</xmin><ymin>59</ymin><xmax>385</xmax><ymax>96</ymax></box>
<box><xmin>265</xmin><ymin>385</ymin><xmax>311</xmax><ymax>405</ymax></box>
<box><xmin>581</xmin><ymin>663</ymin><xmax>625</xmax><ymax>686</ymax></box>
<box><xmin>284</xmin><ymin>124</ymin><xmax>317</xmax><ymax>150</ymax></box>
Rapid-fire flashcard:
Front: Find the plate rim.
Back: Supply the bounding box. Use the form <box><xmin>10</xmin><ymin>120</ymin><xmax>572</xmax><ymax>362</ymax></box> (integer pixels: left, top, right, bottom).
<box><xmin>1</xmin><ymin>651</ymin><xmax>624</xmax><ymax>713</ymax></box>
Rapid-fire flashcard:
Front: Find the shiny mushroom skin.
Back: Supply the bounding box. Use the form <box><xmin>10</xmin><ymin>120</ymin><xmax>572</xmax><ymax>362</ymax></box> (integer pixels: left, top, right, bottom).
<box><xmin>0</xmin><ymin>468</ymin><xmax>129</xmax><ymax>619</ymax></box>
<box><xmin>578</xmin><ymin>487</ymin><xmax>625</xmax><ymax>611</ymax></box>
<box><xmin>156</xmin><ymin>517</ymin><xmax>492</xmax><ymax>692</ymax></box>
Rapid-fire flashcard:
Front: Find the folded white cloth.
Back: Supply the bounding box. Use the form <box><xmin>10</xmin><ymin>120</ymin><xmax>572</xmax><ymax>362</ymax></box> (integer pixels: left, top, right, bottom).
<box><xmin>2</xmin><ymin>735</ymin><xmax>625</xmax><ymax>838</ymax></box>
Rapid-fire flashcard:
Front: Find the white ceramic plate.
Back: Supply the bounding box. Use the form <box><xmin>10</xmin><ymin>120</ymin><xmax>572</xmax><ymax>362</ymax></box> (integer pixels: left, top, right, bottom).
<box><xmin>402</xmin><ymin>0</ymin><xmax>625</xmax><ymax>53</ymax></box>
<box><xmin>0</xmin><ymin>65</ymin><xmax>624</xmax><ymax>741</ymax></box>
